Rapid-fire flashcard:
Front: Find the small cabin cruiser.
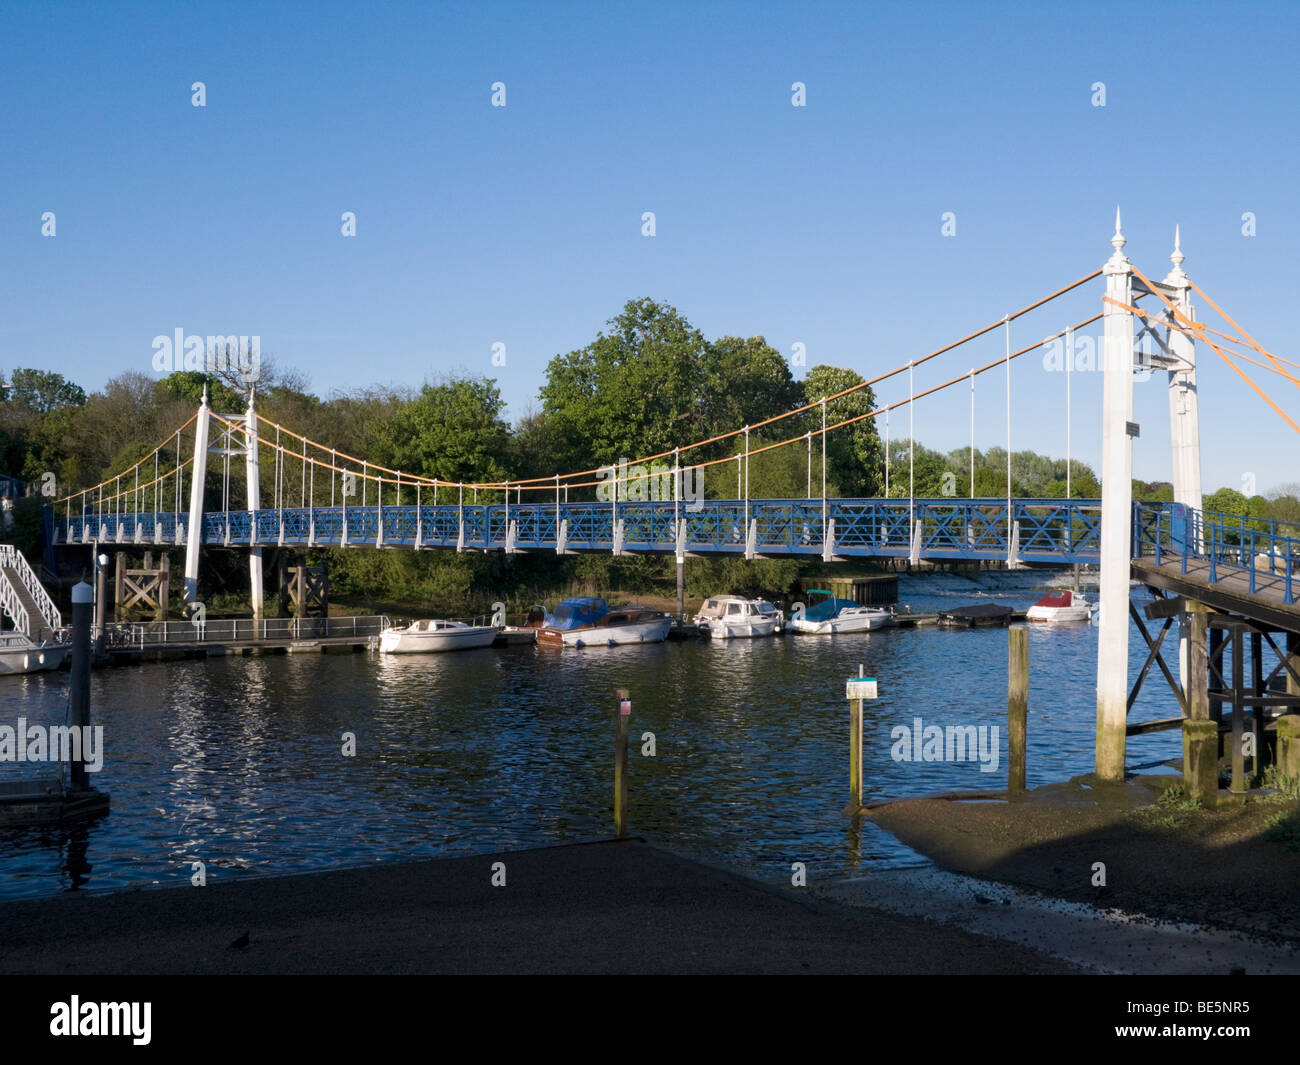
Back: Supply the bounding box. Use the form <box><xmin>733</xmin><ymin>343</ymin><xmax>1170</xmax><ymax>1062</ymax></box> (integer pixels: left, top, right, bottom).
<box><xmin>1026</xmin><ymin>589</ymin><xmax>1093</xmax><ymax>623</ymax></box>
<box><xmin>537</xmin><ymin>597</ymin><xmax>610</xmax><ymax>646</ymax></box>
<box><xmin>0</xmin><ymin>633</ymin><xmax>69</xmax><ymax>675</ymax></box>
<box><xmin>786</xmin><ymin>591</ymin><xmax>893</xmax><ymax>635</ymax></box>
<box><xmin>379</xmin><ymin>619</ymin><xmax>500</xmax><ymax>653</ymax></box>
<box><xmin>694</xmin><ymin>595</ymin><xmax>783</xmax><ymax>639</ymax></box>
<box><xmin>539</xmin><ymin>597</ymin><xmax>672</xmax><ymax>647</ymax></box>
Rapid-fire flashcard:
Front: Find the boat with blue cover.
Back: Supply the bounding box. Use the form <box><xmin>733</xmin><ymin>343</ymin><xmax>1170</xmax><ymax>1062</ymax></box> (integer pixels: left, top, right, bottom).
<box><xmin>537</xmin><ymin>597</ymin><xmax>672</xmax><ymax>647</ymax></box>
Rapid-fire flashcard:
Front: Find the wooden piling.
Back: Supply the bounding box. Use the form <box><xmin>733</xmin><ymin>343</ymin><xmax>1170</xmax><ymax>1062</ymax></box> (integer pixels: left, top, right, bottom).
<box><xmin>1288</xmin><ymin>633</ymin><xmax>1300</xmax><ymax>700</ymax></box>
<box><xmin>848</xmin><ymin>689</ymin><xmax>863</xmax><ymax>810</ymax></box>
<box><xmin>1008</xmin><ymin>627</ymin><xmax>1027</xmax><ymax>794</ymax></box>
<box><xmin>1182</xmin><ymin>605</ymin><xmax>1217</xmax><ymax>804</ymax></box>
<box><xmin>1278</xmin><ymin>716</ymin><xmax>1300</xmax><ymax>780</ymax></box>
<box><xmin>844</xmin><ymin>666</ymin><xmax>876</xmax><ymax>813</ymax></box>
<box><xmin>614</xmin><ymin>689</ymin><xmax>630</xmax><ymax>838</ymax></box>
<box><xmin>157</xmin><ymin>552</ymin><xmax>170</xmax><ymax>621</ymax></box>
<box><xmin>113</xmin><ymin>552</ymin><xmax>125</xmax><ymax>622</ymax></box>
<box><xmin>1230</xmin><ymin>624</ymin><xmax>1246</xmax><ymax>793</ymax></box>
<box><xmin>1283</xmin><ymin>633</ymin><xmax>1300</xmax><ymax>782</ymax></box>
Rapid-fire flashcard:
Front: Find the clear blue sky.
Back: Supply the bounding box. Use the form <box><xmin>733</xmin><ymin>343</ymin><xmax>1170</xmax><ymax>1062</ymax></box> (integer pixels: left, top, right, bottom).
<box><xmin>2</xmin><ymin>1</ymin><xmax>1297</xmax><ymax>493</ymax></box>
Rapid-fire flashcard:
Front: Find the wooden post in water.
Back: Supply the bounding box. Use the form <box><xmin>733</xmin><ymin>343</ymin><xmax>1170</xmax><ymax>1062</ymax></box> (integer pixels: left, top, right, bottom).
<box><xmin>1280</xmin><ymin>634</ymin><xmax>1300</xmax><ymax>780</ymax></box>
<box><xmin>1229</xmin><ymin>623</ymin><xmax>1246</xmax><ymax>793</ymax></box>
<box><xmin>1008</xmin><ymin>627</ymin><xmax>1028</xmax><ymax>794</ymax></box>
<box><xmin>1182</xmin><ymin>604</ymin><xmax>1217</xmax><ymax>803</ymax></box>
<box><xmin>844</xmin><ymin>666</ymin><xmax>877</xmax><ymax>811</ymax></box>
<box><xmin>849</xmin><ymin>677</ymin><xmax>863</xmax><ymax>809</ymax></box>
<box><xmin>614</xmin><ymin>689</ymin><xmax>631</xmax><ymax>838</ymax></box>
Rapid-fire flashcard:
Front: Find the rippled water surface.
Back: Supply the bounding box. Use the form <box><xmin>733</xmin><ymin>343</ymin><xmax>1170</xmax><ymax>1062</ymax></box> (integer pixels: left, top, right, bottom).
<box><xmin>0</xmin><ymin>572</ymin><xmax>1183</xmax><ymax>900</ymax></box>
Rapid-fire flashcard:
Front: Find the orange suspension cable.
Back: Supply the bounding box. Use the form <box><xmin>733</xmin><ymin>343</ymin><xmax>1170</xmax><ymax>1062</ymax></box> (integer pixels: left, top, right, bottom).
<box><xmin>1187</xmin><ymin>278</ymin><xmax>1300</xmax><ymax>389</ymax></box>
<box><xmin>1129</xmin><ymin>265</ymin><xmax>1300</xmax><ymax>436</ymax></box>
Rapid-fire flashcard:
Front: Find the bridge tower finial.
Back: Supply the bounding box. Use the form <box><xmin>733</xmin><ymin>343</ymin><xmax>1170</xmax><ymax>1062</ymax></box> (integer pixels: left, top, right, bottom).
<box><xmin>1165</xmin><ymin>224</ymin><xmax>1188</xmax><ymax>285</ymax></box>
<box><xmin>1107</xmin><ymin>205</ymin><xmax>1128</xmax><ymax>269</ymax></box>
<box><xmin>200</xmin><ymin>383</ymin><xmax>209</xmax><ymax>409</ymax></box>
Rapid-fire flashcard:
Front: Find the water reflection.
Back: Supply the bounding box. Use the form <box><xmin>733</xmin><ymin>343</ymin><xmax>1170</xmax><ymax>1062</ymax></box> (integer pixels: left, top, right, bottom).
<box><xmin>0</xmin><ymin>576</ymin><xmax>1184</xmax><ymax>900</ymax></box>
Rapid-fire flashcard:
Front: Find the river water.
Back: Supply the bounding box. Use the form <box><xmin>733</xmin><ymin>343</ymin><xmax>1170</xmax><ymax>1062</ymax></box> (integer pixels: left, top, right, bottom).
<box><xmin>0</xmin><ymin>571</ymin><xmax>1184</xmax><ymax>901</ymax></box>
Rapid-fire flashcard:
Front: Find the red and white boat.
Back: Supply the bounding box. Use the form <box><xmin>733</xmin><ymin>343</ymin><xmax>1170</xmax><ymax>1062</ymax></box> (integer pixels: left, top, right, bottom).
<box><xmin>1026</xmin><ymin>589</ymin><xmax>1093</xmax><ymax>623</ymax></box>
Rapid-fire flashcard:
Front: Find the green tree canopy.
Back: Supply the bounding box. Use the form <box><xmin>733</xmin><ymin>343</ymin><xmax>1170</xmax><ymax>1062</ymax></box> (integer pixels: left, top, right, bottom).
<box><xmin>374</xmin><ymin>376</ymin><xmax>510</xmax><ymax>486</ymax></box>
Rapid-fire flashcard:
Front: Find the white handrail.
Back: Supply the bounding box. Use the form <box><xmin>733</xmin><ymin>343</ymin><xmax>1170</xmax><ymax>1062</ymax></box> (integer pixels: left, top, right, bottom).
<box><xmin>0</xmin><ymin>576</ymin><xmax>30</xmax><ymax>636</ymax></box>
<box><xmin>0</xmin><ymin>544</ymin><xmax>62</xmax><ymax>629</ymax></box>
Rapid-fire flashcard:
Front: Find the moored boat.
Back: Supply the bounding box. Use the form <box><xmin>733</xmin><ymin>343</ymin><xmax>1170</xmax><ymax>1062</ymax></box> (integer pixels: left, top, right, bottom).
<box><xmin>379</xmin><ymin>619</ymin><xmax>500</xmax><ymax>653</ymax></box>
<box><xmin>0</xmin><ymin>633</ymin><xmax>69</xmax><ymax>675</ymax></box>
<box><xmin>694</xmin><ymin>595</ymin><xmax>783</xmax><ymax>639</ymax></box>
<box><xmin>539</xmin><ymin>597</ymin><xmax>672</xmax><ymax>647</ymax></box>
<box><xmin>937</xmin><ymin>603</ymin><xmax>1012</xmax><ymax>628</ymax></box>
<box><xmin>1026</xmin><ymin>588</ymin><xmax>1092</xmax><ymax>622</ymax></box>
<box><xmin>536</xmin><ymin>597</ymin><xmax>610</xmax><ymax>646</ymax></box>
<box><xmin>787</xmin><ymin>590</ymin><xmax>893</xmax><ymax>635</ymax></box>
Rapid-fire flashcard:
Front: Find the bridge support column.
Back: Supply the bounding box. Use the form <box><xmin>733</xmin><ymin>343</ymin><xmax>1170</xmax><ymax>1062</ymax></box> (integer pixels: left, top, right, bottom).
<box><xmin>183</xmin><ymin>390</ymin><xmax>211</xmax><ymax>606</ymax></box>
<box><xmin>1096</xmin><ymin>211</ymin><xmax>1135</xmax><ymax>782</ymax></box>
<box><xmin>1165</xmin><ymin>231</ymin><xmax>1204</xmax><ymax>699</ymax></box>
<box><xmin>1164</xmin><ymin>229</ymin><xmax>1203</xmax><ymax>517</ymax></box>
<box><xmin>245</xmin><ymin>393</ymin><xmax>264</xmax><ymax>620</ymax></box>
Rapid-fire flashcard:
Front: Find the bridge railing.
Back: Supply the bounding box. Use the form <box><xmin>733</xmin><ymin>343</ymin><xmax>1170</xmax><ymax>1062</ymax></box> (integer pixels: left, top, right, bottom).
<box><xmin>1134</xmin><ymin>502</ymin><xmax>1300</xmax><ymax>604</ymax></box>
<box><xmin>51</xmin><ymin>498</ymin><xmax>1105</xmax><ymax>562</ymax></box>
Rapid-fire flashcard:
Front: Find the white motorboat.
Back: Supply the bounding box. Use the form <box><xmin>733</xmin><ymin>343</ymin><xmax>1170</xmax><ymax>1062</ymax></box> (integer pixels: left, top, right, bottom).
<box><xmin>1026</xmin><ymin>589</ymin><xmax>1093</xmax><ymax>623</ymax></box>
<box><xmin>694</xmin><ymin>595</ymin><xmax>783</xmax><ymax>639</ymax></box>
<box><xmin>787</xmin><ymin>591</ymin><xmax>893</xmax><ymax>635</ymax></box>
<box><xmin>379</xmin><ymin>619</ymin><xmax>500</xmax><ymax>653</ymax></box>
<box><xmin>0</xmin><ymin>633</ymin><xmax>69</xmax><ymax>675</ymax></box>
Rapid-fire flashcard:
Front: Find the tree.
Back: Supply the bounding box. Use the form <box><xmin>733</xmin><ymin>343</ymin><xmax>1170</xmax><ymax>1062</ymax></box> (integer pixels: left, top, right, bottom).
<box><xmin>801</xmin><ymin>365</ymin><xmax>883</xmax><ymax>497</ymax></box>
<box><xmin>373</xmin><ymin>376</ymin><xmax>510</xmax><ymax>487</ymax></box>
<box><xmin>540</xmin><ymin>299</ymin><xmax>712</xmax><ymax>474</ymax></box>
<box><xmin>700</xmin><ymin>336</ymin><xmax>802</xmax><ymax>440</ymax></box>
<box><xmin>0</xmin><ymin>369</ymin><xmax>88</xmax><ymax>483</ymax></box>
<box><xmin>539</xmin><ymin>303</ymin><xmax>806</xmax><ymax>488</ymax></box>
<box><xmin>6</xmin><ymin>369</ymin><xmax>86</xmax><ymax>414</ymax></box>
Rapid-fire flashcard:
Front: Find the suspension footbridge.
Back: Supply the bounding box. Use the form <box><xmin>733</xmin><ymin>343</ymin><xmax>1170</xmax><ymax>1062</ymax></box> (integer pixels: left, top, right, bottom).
<box><xmin>33</xmin><ymin>213</ymin><xmax>1300</xmax><ymax>786</ymax></box>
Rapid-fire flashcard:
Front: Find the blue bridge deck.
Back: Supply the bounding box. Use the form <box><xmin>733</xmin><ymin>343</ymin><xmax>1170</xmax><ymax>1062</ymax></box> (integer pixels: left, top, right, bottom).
<box><xmin>53</xmin><ymin>498</ymin><xmax>1102</xmax><ymax>563</ymax></box>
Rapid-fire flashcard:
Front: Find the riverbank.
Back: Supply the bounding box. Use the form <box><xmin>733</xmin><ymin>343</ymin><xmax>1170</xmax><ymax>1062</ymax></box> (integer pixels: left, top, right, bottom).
<box><xmin>863</xmin><ymin>774</ymin><xmax>1300</xmax><ymax>943</ymax></box>
<box><xmin>0</xmin><ymin>838</ymin><xmax>1073</xmax><ymax>975</ymax></box>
